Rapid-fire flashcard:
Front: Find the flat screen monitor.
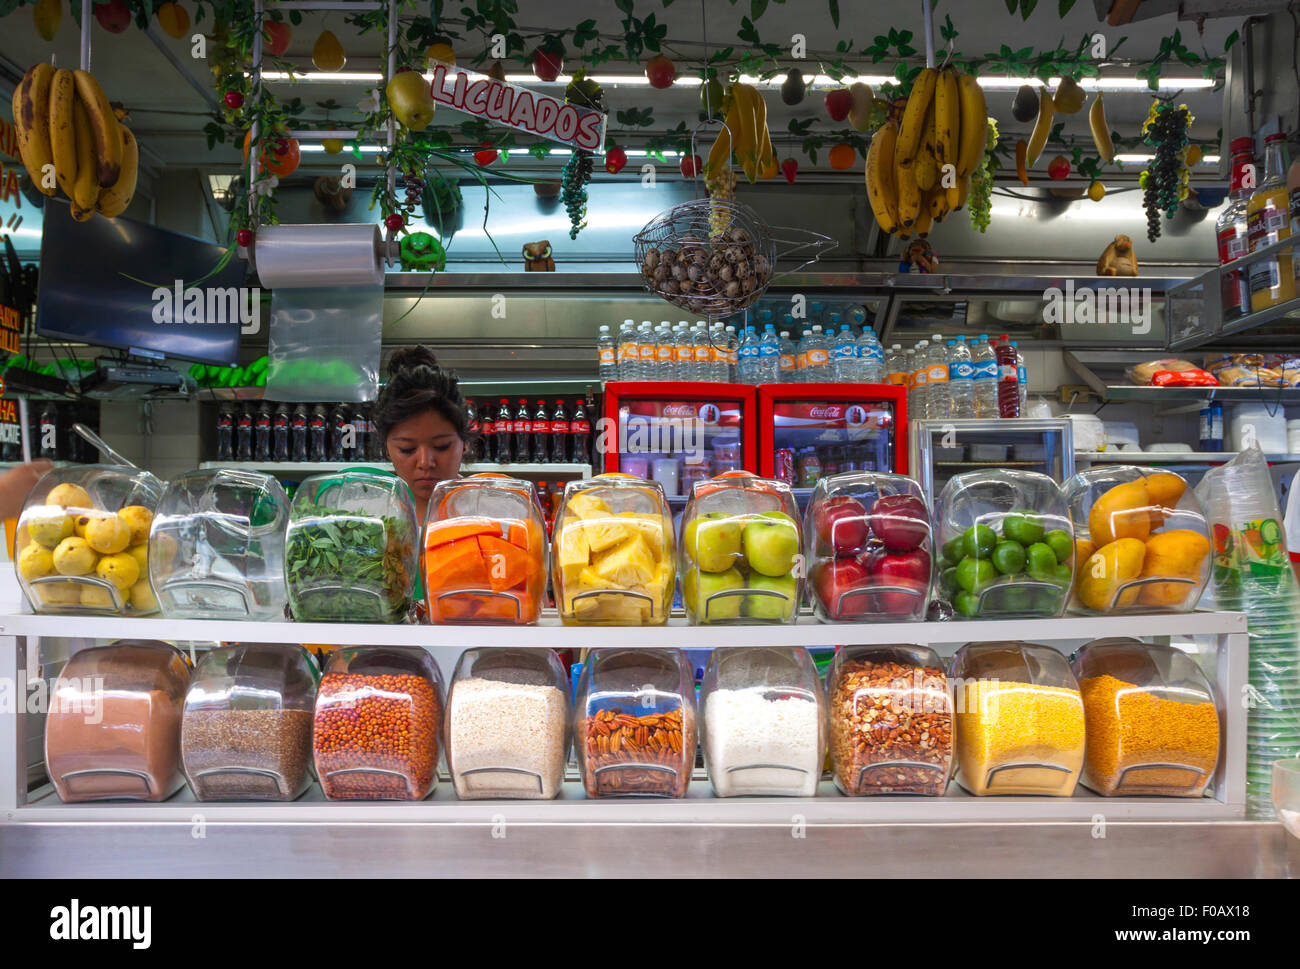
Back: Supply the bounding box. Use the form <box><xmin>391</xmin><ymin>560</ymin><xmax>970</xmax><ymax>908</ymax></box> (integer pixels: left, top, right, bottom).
<box><xmin>36</xmin><ymin>200</ymin><xmax>245</xmax><ymax>365</ymax></box>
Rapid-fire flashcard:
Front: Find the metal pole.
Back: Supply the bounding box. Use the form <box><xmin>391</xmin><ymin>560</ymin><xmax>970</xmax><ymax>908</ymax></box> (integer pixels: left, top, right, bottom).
<box><xmin>921</xmin><ymin>0</ymin><xmax>935</xmax><ymax>69</ymax></box>
<box><xmin>384</xmin><ymin>0</ymin><xmax>396</xmax><ymax>266</ymax></box>
<box><xmin>79</xmin><ymin>0</ymin><xmax>91</xmax><ymax>71</ymax></box>
<box><xmin>249</xmin><ymin>0</ymin><xmax>264</xmax><ymax>229</ymax></box>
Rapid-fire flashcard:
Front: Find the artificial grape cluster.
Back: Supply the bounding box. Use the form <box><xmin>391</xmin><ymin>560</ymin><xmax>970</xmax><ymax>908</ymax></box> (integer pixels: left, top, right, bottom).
<box><xmin>561</xmin><ymin>149</ymin><xmax>594</xmax><ymax>240</ymax></box>
<box><xmin>1139</xmin><ymin>101</ymin><xmax>1193</xmax><ymax>243</ymax></box>
<box><xmin>968</xmin><ymin>117</ymin><xmax>999</xmax><ymax>234</ymax></box>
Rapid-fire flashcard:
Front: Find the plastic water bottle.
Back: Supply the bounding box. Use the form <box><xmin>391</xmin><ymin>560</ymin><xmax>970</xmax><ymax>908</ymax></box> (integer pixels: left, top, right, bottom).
<box><xmin>793</xmin><ymin>325</ymin><xmax>809</xmax><ymax>383</ymax></box>
<box><xmin>636</xmin><ymin>321</ymin><xmax>656</xmax><ymax>380</ymax></box>
<box><xmin>674</xmin><ymin>323</ymin><xmax>693</xmax><ymax>380</ymax></box>
<box><xmin>925</xmin><ymin>334</ymin><xmax>949</xmax><ymax>419</ymax></box>
<box><xmin>707</xmin><ymin>323</ymin><xmax>725</xmax><ymax>381</ymax></box>
<box><xmin>857</xmin><ymin>325</ymin><xmax>884</xmax><ymax>383</ymax></box>
<box><xmin>971</xmin><ymin>334</ymin><xmax>999</xmax><ymax>418</ymax></box>
<box><xmin>737</xmin><ymin>324</ymin><xmax>758</xmax><ymax>383</ymax></box>
<box><xmin>1012</xmin><ymin>340</ymin><xmax>1028</xmax><ymax>412</ymax></box>
<box><xmin>830</xmin><ymin>315</ymin><xmax>855</xmax><ymax>381</ymax></box>
<box><xmin>949</xmin><ymin>335</ymin><xmax>975</xmax><ymax>418</ymax></box>
<box><xmin>654</xmin><ymin>322</ymin><xmax>674</xmax><ymax>380</ymax></box>
<box><xmin>808</xmin><ymin>325</ymin><xmax>830</xmax><ymax>381</ymax></box>
<box><xmin>689</xmin><ymin>321</ymin><xmax>709</xmax><ymax>381</ymax></box>
<box><xmin>909</xmin><ymin>342</ymin><xmax>928</xmax><ymax>418</ymax></box>
<box><xmin>758</xmin><ymin>323</ymin><xmax>781</xmax><ymax>383</ymax></box>
<box><xmin>616</xmin><ymin>319</ymin><xmax>637</xmax><ymax>380</ymax></box>
<box><xmin>778</xmin><ymin>329</ymin><xmax>797</xmax><ymax>382</ymax></box>
<box><xmin>725</xmin><ymin>325</ymin><xmax>739</xmax><ymax>382</ymax></box>
<box><xmin>597</xmin><ymin>325</ymin><xmax>617</xmax><ymax>381</ymax></box>
<box><xmin>884</xmin><ymin>344</ymin><xmax>902</xmax><ymax>387</ymax></box>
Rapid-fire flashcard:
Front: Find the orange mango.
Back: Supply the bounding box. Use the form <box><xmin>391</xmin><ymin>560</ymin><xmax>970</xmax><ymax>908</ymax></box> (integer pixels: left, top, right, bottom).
<box><xmin>1088</xmin><ymin>480</ymin><xmax>1151</xmax><ymax>546</ymax></box>
<box><xmin>1138</xmin><ymin>529</ymin><xmax>1210</xmax><ymax>608</ymax></box>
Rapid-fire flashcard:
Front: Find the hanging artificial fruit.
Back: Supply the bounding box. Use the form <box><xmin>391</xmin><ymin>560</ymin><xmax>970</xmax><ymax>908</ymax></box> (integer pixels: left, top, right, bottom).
<box><xmin>33</xmin><ymin>0</ymin><xmax>61</xmax><ymax>40</ymax></box>
<box><xmin>386</xmin><ymin>70</ymin><xmax>436</xmax><ymax>130</ymax></box>
<box><xmin>645</xmin><ymin>54</ymin><xmax>675</xmax><ymax>89</ymax></box>
<box><xmin>474</xmin><ymin>142</ymin><xmax>498</xmax><ymax>166</ymax></box>
<box><xmin>243</xmin><ymin>129</ymin><xmax>300</xmax><ymax>177</ymax></box>
<box><xmin>680</xmin><ymin>154</ymin><xmax>702</xmax><ymax>178</ymax></box>
<box><xmin>824</xmin><ymin>88</ymin><xmax>852</xmax><ymax>122</ymax></box>
<box><xmin>94</xmin><ymin>0</ymin><xmax>130</xmax><ymax>33</ymax></box>
<box><xmin>533</xmin><ymin>45</ymin><xmax>563</xmax><ymax>82</ymax></box>
<box><xmin>604</xmin><ymin>146</ymin><xmax>628</xmax><ymax>174</ymax></box>
<box><xmin>781</xmin><ymin>158</ymin><xmax>798</xmax><ymax>183</ymax></box>
<box><xmin>700</xmin><ymin>74</ymin><xmax>724</xmax><ymax>116</ymax></box>
<box><xmin>780</xmin><ymin>69</ymin><xmax>805</xmax><ymax>106</ymax></box>
<box><xmin>425</xmin><ymin>42</ymin><xmax>455</xmax><ymax>67</ymax></box>
<box><xmin>847</xmin><ymin>82</ymin><xmax>874</xmax><ymax>132</ymax></box>
<box><xmin>828</xmin><ymin>142</ymin><xmax>856</xmax><ymax>171</ymax></box>
<box><xmin>156</xmin><ymin>2</ymin><xmax>190</xmax><ymax>40</ymax></box>
<box><xmin>262</xmin><ymin>20</ymin><xmax>292</xmax><ymax>57</ymax></box>
<box><xmin>313</xmin><ymin>30</ymin><xmax>346</xmax><ymax>73</ymax></box>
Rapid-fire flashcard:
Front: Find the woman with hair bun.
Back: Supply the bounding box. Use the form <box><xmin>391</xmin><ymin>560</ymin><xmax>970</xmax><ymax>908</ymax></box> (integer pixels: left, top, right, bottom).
<box><xmin>371</xmin><ymin>345</ymin><xmax>469</xmax><ymax>525</ymax></box>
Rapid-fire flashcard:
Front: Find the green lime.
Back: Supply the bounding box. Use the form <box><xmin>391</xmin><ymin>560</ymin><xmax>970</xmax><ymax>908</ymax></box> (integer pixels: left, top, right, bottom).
<box><xmin>1002</xmin><ymin>511</ymin><xmax>1045</xmax><ymax>545</ymax></box>
<box><xmin>1034</xmin><ymin>588</ymin><xmax>1065</xmax><ymax>613</ymax></box>
<box><xmin>954</xmin><ymin>590</ymin><xmax>981</xmax><ymax>617</ymax></box>
<box><xmin>1051</xmin><ymin>563</ymin><xmax>1074</xmax><ymax>589</ymax></box>
<box><xmin>939</xmin><ymin>566</ymin><xmax>959</xmax><ymax>595</ymax></box>
<box><xmin>999</xmin><ymin>586</ymin><xmax>1032</xmax><ymax>612</ymax></box>
<box><xmin>991</xmin><ymin>540</ymin><xmax>1026</xmax><ymax>575</ymax></box>
<box><xmin>963</xmin><ymin>523</ymin><xmax>998</xmax><ymax>559</ymax></box>
<box><xmin>956</xmin><ymin>556</ymin><xmax>997</xmax><ymax>594</ymax></box>
<box><xmin>1044</xmin><ymin>529</ymin><xmax>1073</xmax><ymax>563</ymax></box>
<box><xmin>942</xmin><ymin>536</ymin><xmax>966</xmax><ymax>566</ymax></box>
<box><xmin>1025</xmin><ymin>542</ymin><xmax>1058</xmax><ymax>581</ymax></box>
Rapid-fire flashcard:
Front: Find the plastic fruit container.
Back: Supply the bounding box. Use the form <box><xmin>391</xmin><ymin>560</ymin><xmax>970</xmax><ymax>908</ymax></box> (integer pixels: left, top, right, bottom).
<box><xmin>284</xmin><ymin>471</ymin><xmax>418</xmax><ymax>623</ymax></box>
<box><xmin>15</xmin><ymin>465</ymin><xmax>165</xmax><ymax>615</ymax></box>
<box><xmin>445</xmin><ymin>647</ymin><xmax>570</xmax><ymax>799</ymax></box>
<box><xmin>150</xmin><ymin>468</ymin><xmax>291</xmax><ymax>620</ymax></box>
<box><xmin>312</xmin><ymin>645</ymin><xmax>444</xmax><ymax>800</ymax></box>
<box><xmin>574</xmin><ymin>648</ymin><xmax>696</xmax><ymax>797</ymax></box>
<box><xmin>934</xmin><ymin>469</ymin><xmax>1073</xmax><ymax>620</ymax></box>
<box><xmin>807</xmin><ymin>472</ymin><xmax>933</xmax><ymax>623</ymax></box>
<box><xmin>950</xmin><ymin>641</ymin><xmax>1085</xmax><ymax>796</ymax></box>
<box><xmin>1071</xmin><ymin>638</ymin><xmax>1220</xmax><ymax>797</ymax></box>
<box><xmin>1064</xmin><ymin>466</ymin><xmax>1210</xmax><ymax>615</ymax></box>
<box><xmin>553</xmin><ymin>474</ymin><xmax>675</xmax><ymax>625</ymax></box>
<box><xmin>424</xmin><ymin>475</ymin><xmax>547</xmax><ymax>624</ymax></box>
<box><xmin>45</xmin><ymin>641</ymin><xmax>190</xmax><ymax>802</ymax></box>
<box><xmin>181</xmin><ymin>643</ymin><xmax>319</xmax><ymax>801</ymax></box>
<box><xmin>827</xmin><ymin>644</ymin><xmax>953</xmax><ymax>796</ymax></box>
<box><xmin>680</xmin><ymin>471</ymin><xmax>803</xmax><ymax>625</ymax></box>
<box><xmin>701</xmin><ymin>646</ymin><xmax>825</xmax><ymax>796</ymax></box>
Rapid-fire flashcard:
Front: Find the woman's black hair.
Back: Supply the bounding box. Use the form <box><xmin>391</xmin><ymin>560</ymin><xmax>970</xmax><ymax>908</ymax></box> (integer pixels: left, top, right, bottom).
<box><xmin>374</xmin><ymin>345</ymin><xmax>470</xmax><ymax>447</ymax></box>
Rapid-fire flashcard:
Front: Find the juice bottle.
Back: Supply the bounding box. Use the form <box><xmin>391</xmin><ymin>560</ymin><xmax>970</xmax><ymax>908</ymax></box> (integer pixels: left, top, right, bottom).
<box><xmin>1246</xmin><ymin>132</ymin><xmax>1294</xmax><ymax>312</ymax></box>
<box><xmin>1216</xmin><ymin>137</ymin><xmax>1256</xmax><ymax>320</ymax></box>
<box><xmin>994</xmin><ymin>337</ymin><xmax>1020</xmax><ymax>418</ymax></box>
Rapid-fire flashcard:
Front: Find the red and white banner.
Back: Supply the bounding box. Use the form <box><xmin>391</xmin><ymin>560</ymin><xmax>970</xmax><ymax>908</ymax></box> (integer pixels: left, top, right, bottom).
<box><xmin>773</xmin><ymin>401</ymin><xmax>895</xmax><ymax>431</ymax></box>
<box><xmin>621</xmin><ymin>399</ymin><xmax>742</xmax><ymax>427</ymax></box>
<box><xmin>428</xmin><ymin>61</ymin><xmax>607</xmax><ymax>152</ymax></box>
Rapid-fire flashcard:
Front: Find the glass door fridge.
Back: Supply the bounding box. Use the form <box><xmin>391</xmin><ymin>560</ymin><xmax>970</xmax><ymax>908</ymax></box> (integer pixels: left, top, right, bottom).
<box><xmin>756</xmin><ymin>384</ymin><xmax>908</xmax><ymax>499</ymax></box>
<box><xmin>601</xmin><ymin>381</ymin><xmax>758</xmax><ymax>499</ymax></box>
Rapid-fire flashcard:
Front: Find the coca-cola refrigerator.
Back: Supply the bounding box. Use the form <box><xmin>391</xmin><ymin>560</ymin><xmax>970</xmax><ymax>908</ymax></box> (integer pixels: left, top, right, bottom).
<box><xmin>601</xmin><ymin>382</ymin><xmax>758</xmax><ymax>498</ymax></box>
<box><xmin>756</xmin><ymin>383</ymin><xmax>908</xmax><ymax>488</ymax></box>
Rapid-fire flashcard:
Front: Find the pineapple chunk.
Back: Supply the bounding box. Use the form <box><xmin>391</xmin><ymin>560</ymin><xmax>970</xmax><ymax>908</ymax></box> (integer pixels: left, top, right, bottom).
<box><xmin>615</xmin><ymin>512</ymin><xmax>666</xmax><ymax>560</ymax></box>
<box><xmin>582</xmin><ymin>518</ymin><xmax>633</xmax><ymax>554</ymax></box>
<box><xmin>567</xmin><ymin>493</ymin><xmax>612</xmax><ymax>520</ymax></box>
<box><xmin>592</xmin><ymin>534</ymin><xmax>658</xmax><ymax>589</ymax></box>
<box><xmin>556</xmin><ymin>524</ymin><xmax>591</xmax><ymax>569</ymax></box>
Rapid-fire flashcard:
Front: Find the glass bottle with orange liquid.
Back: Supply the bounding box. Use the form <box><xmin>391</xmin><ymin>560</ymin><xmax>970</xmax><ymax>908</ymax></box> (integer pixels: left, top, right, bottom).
<box><xmin>1246</xmin><ymin>132</ymin><xmax>1294</xmax><ymax>312</ymax></box>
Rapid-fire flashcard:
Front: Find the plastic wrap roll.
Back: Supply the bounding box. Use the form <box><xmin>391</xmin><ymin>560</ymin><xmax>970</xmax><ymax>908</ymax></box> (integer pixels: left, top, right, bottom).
<box><xmin>255</xmin><ymin>223</ymin><xmax>383</xmax><ymax>289</ymax></box>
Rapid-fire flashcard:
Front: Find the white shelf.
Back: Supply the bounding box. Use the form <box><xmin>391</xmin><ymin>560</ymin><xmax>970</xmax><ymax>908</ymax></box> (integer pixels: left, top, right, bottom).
<box><xmin>0</xmin><ymin>608</ymin><xmax>1247</xmax><ymax>647</ymax></box>
<box><xmin>1076</xmin><ymin>451</ymin><xmax>1300</xmax><ymax>463</ymax></box>
<box><xmin>197</xmin><ymin>461</ymin><xmax>592</xmax><ymax>477</ymax></box>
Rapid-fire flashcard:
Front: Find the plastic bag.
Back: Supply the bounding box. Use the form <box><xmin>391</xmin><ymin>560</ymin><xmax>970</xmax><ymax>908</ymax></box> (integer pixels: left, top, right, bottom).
<box><xmin>265</xmin><ymin>287</ymin><xmax>381</xmax><ymax>402</ymax></box>
<box><xmin>1196</xmin><ymin>444</ymin><xmax>1300</xmax><ymax>818</ymax></box>
<box><xmin>1150</xmin><ymin>368</ymin><xmax>1217</xmax><ymax>387</ymax></box>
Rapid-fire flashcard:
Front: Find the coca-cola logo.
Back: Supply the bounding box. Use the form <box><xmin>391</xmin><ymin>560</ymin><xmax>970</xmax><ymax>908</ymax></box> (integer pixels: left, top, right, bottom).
<box><xmin>662</xmin><ymin>404</ymin><xmax>698</xmax><ymax>418</ymax></box>
<box><xmin>808</xmin><ymin>405</ymin><xmax>843</xmax><ymax>419</ymax></box>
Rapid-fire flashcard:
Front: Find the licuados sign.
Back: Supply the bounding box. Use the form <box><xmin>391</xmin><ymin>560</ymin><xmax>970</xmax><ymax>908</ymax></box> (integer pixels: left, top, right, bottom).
<box><xmin>427</xmin><ymin>61</ymin><xmax>606</xmax><ymax>152</ymax></box>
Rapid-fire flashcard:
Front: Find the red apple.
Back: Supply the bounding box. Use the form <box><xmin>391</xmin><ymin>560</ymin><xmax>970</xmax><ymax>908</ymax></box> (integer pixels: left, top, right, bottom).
<box><xmin>813</xmin><ymin>495</ymin><xmax>868</xmax><ymax>556</ymax></box>
<box><xmin>263</xmin><ymin>20</ymin><xmax>291</xmax><ymax>56</ymax></box>
<box><xmin>812</xmin><ymin>557</ymin><xmax>872</xmax><ymax>620</ymax></box>
<box><xmin>644</xmin><ymin>54</ymin><xmax>676</xmax><ymax>89</ymax></box>
<box><xmin>94</xmin><ymin>0</ymin><xmax>131</xmax><ymax>33</ymax></box>
<box><xmin>864</xmin><ymin>547</ymin><xmax>931</xmax><ymax>614</ymax></box>
<box><xmin>868</xmin><ymin>493</ymin><xmax>929</xmax><ymax>552</ymax></box>
<box><xmin>533</xmin><ymin>47</ymin><xmax>563</xmax><ymax>82</ymax></box>
<box><xmin>824</xmin><ymin>88</ymin><xmax>852</xmax><ymax>122</ymax></box>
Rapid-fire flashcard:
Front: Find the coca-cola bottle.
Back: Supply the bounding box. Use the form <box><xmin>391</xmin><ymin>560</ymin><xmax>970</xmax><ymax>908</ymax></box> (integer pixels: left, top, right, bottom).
<box><xmin>216</xmin><ymin>405</ymin><xmax>234</xmax><ymax>461</ymax></box>
<box><xmin>291</xmin><ymin>405</ymin><xmax>308</xmax><ymax>461</ymax></box>
<box><xmin>494</xmin><ymin>398</ymin><xmax>513</xmax><ymax>464</ymax></box>
<box><xmin>351</xmin><ymin>404</ymin><xmax>368</xmax><ymax>461</ymax></box>
<box><xmin>254</xmin><ymin>404</ymin><xmax>272</xmax><ymax>461</ymax></box>
<box><xmin>570</xmin><ymin>399</ymin><xmax>591</xmax><ymax>464</ymax></box>
<box><xmin>514</xmin><ymin>398</ymin><xmax>531</xmax><ymax>463</ymax></box>
<box><xmin>465</xmin><ymin>398</ymin><xmax>480</xmax><ymax>462</ymax></box>
<box><xmin>309</xmin><ymin>405</ymin><xmax>327</xmax><ymax>462</ymax></box>
<box><xmin>272</xmin><ymin>403</ymin><xmax>289</xmax><ymax>461</ymax></box>
<box><xmin>235</xmin><ymin>405</ymin><xmax>253</xmax><ymax>461</ymax></box>
<box><xmin>477</xmin><ymin>403</ymin><xmax>493</xmax><ymax>465</ymax></box>
<box><xmin>549</xmin><ymin>399</ymin><xmax>569</xmax><ymax>463</ymax></box>
<box><xmin>330</xmin><ymin>404</ymin><xmax>349</xmax><ymax>461</ymax></box>
<box><xmin>532</xmin><ymin>400</ymin><xmax>550</xmax><ymax>464</ymax></box>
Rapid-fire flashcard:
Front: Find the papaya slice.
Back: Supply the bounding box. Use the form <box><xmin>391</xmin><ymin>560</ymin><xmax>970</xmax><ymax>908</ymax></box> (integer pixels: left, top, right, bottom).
<box><xmin>425</xmin><ymin>517</ymin><xmax>507</xmax><ymax>549</ymax></box>
<box><xmin>426</xmin><ymin>535</ymin><xmax>491</xmax><ymax>591</ymax></box>
<box><xmin>434</xmin><ymin>596</ymin><xmax>482</xmax><ymax>622</ymax></box>
<box><xmin>477</xmin><ymin>534</ymin><xmax>541</xmax><ymax>592</ymax></box>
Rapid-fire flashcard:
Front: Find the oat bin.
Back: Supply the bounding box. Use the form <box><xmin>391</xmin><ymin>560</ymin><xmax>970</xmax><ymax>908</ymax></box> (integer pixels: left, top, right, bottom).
<box><xmin>950</xmin><ymin>642</ymin><xmax>1085</xmax><ymax>796</ymax></box>
<box><xmin>1071</xmin><ymin>638</ymin><xmax>1220</xmax><ymax>797</ymax></box>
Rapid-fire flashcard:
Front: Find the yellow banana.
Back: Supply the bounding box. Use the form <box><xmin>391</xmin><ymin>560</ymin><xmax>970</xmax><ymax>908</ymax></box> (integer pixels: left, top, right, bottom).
<box><xmin>1026</xmin><ymin>92</ymin><xmax>1055</xmax><ymax>167</ymax></box>
<box><xmin>865</xmin><ymin>119</ymin><xmax>899</xmax><ymax>235</ymax></box>
<box><xmin>13</xmin><ymin>63</ymin><xmax>55</xmax><ymax>196</ymax></box>
<box><xmin>935</xmin><ymin>68</ymin><xmax>958</xmax><ymax>169</ymax></box>
<box><xmin>73</xmin><ymin>69</ymin><xmax>121</xmax><ymax>186</ymax></box>
<box><xmin>48</xmin><ymin>68</ymin><xmax>77</xmax><ymax>200</ymax></box>
<box><xmin>930</xmin><ymin>185</ymin><xmax>950</xmax><ymax>222</ymax></box>
<box><xmin>70</xmin><ymin>100</ymin><xmax>98</xmax><ymax>220</ymax></box>
<box><xmin>955</xmin><ymin>72</ymin><xmax>988</xmax><ymax>176</ymax></box>
<box><xmin>1089</xmin><ymin>92</ymin><xmax>1115</xmax><ymax>163</ymax></box>
<box><xmin>954</xmin><ymin>173</ymin><xmax>970</xmax><ymax>210</ymax></box>
<box><xmin>706</xmin><ymin>96</ymin><xmax>740</xmax><ymax>180</ymax></box>
<box><xmin>916</xmin><ymin>99</ymin><xmax>938</xmax><ymax>191</ymax></box>
<box><xmin>894</xmin><ymin>67</ymin><xmax>937</xmax><ymax>167</ymax></box>
<box><xmin>895</xmin><ymin>152</ymin><xmax>921</xmax><ymax>228</ymax></box>
<box><xmin>945</xmin><ymin>178</ymin><xmax>961</xmax><ymax>212</ymax></box>
<box><xmin>731</xmin><ymin>83</ymin><xmax>759</xmax><ymax>182</ymax></box>
<box><xmin>97</xmin><ymin>125</ymin><xmax>137</xmax><ymax>218</ymax></box>
<box><xmin>912</xmin><ymin>201</ymin><xmax>935</xmax><ymax>237</ymax></box>
<box><xmin>754</xmin><ymin>87</ymin><xmax>774</xmax><ymax>171</ymax></box>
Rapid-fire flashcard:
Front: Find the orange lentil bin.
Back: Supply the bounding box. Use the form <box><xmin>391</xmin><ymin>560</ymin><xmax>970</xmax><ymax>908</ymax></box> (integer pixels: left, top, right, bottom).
<box><xmin>313</xmin><ymin>672</ymin><xmax>442</xmax><ymax>800</ymax></box>
<box><xmin>1079</xmin><ymin>674</ymin><xmax>1220</xmax><ymax>797</ymax></box>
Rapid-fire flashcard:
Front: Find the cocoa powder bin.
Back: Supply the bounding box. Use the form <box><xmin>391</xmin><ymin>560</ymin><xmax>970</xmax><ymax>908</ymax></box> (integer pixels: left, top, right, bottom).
<box><xmin>45</xmin><ymin>640</ymin><xmax>190</xmax><ymax>802</ymax></box>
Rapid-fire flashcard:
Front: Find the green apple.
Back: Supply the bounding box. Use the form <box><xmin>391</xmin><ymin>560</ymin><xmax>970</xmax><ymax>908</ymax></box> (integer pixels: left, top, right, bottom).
<box><xmin>683</xmin><ymin>566</ymin><xmax>745</xmax><ymax>622</ymax></box>
<box><xmin>683</xmin><ymin>512</ymin><xmax>743</xmax><ymax>573</ymax></box>
<box><xmin>742</xmin><ymin>511</ymin><xmax>800</xmax><ymax>577</ymax></box>
<box><xmin>743</xmin><ymin>571</ymin><xmax>798</xmax><ymax>621</ymax></box>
